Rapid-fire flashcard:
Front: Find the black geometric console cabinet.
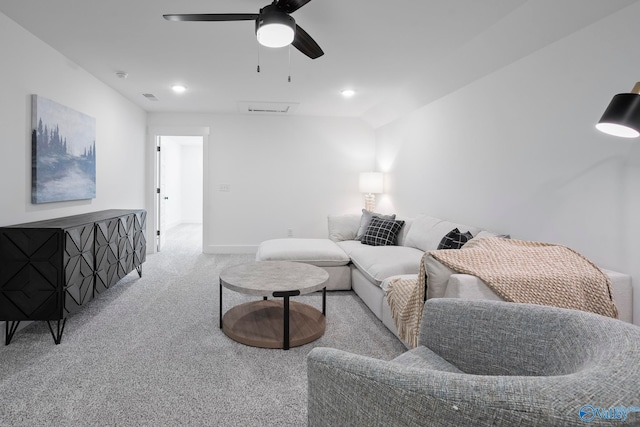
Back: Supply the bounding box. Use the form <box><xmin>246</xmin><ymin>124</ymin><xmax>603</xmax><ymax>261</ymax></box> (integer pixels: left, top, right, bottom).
<box><xmin>0</xmin><ymin>209</ymin><xmax>146</xmax><ymax>345</ymax></box>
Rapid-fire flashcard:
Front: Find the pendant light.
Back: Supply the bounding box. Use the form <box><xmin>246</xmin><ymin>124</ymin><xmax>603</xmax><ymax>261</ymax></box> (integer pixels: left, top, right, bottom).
<box><xmin>596</xmin><ymin>82</ymin><xmax>640</xmax><ymax>138</ymax></box>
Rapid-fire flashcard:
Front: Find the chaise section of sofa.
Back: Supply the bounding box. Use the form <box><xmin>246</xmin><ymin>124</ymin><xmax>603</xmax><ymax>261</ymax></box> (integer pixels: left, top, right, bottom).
<box><xmin>255</xmin><ymin>238</ymin><xmax>352</xmax><ymax>290</ymax></box>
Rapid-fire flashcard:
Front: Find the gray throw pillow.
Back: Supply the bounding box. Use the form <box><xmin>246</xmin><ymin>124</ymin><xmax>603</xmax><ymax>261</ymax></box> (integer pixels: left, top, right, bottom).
<box><xmin>355</xmin><ymin>209</ymin><xmax>396</xmax><ymax>241</ymax></box>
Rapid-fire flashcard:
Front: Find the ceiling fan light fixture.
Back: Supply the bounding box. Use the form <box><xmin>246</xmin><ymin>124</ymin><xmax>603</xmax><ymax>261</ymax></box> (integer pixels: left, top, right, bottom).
<box><xmin>256</xmin><ymin>6</ymin><xmax>295</xmax><ymax>48</ymax></box>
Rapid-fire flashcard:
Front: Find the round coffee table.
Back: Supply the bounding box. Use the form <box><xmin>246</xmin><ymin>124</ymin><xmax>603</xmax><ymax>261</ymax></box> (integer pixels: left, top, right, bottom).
<box><xmin>219</xmin><ymin>261</ymin><xmax>329</xmax><ymax>350</ymax></box>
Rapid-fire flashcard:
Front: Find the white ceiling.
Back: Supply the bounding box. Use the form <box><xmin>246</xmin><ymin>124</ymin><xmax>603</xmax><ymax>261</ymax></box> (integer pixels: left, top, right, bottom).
<box><xmin>1</xmin><ymin>0</ymin><xmax>636</xmax><ymax>128</ymax></box>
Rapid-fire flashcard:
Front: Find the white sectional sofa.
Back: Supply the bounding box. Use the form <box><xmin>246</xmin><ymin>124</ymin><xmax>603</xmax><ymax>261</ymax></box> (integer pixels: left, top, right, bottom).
<box><xmin>256</xmin><ymin>212</ymin><xmax>634</xmax><ymax>345</ymax></box>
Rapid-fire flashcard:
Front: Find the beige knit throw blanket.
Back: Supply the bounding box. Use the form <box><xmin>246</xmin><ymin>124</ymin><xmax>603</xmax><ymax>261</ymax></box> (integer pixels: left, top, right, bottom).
<box><xmin>387</xmin><ymin>237</ymin><xmax>618</xmax><ymax>348</ymax></box>
<box><xmin>386</xmin><ymin>252</ymin><xmax>429</xmax><ymax>349</ymax></box>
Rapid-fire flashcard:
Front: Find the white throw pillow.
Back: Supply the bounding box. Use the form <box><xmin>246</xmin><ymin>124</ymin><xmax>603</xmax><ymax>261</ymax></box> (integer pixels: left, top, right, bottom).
<box><xmin>327</xmin><ymin>214</ymin><xmax>361</xmax><ymax>242</ymax></box>
<box><xmin>404</xmin><ymin>214</ymin><xmax>481</xmax><ymax>252</ymax></box>
<box><xmin>472</xmin><ymin>230</ymin><xmax>510</xmax><ymax>239</ymax></box>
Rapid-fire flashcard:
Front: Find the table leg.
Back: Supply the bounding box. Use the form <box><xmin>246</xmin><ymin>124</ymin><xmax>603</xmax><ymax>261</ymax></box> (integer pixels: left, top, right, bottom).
<box><xmin>283</xmin><ymin>296</ymin><xmax>290</xmax><ymax>350</ymax></box>
<box><xmin>219</xmin><ymin>280</ymin><xmax>223</xmax><ymax>329</ymax></box>
<box><xmin>322</xmin><ymin>287</ymin><xmax>326</xmax><ymax>316</ymax></box>
<box><xmin>273</xmin><ymin>290</ymin><xmax>300</xmax><ymax>350</ymax></box>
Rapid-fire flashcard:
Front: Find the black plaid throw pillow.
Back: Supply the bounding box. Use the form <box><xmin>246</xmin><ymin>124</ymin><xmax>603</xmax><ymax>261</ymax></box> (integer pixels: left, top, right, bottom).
<box><xmin>437</xmin><ymin>228</ymin><xmax>473</xmax><ymax>250</ymax></box>
<box><xmin>361</xmin><ymin>217</ymin><xmax>405</xmax><ymax>247</ymax></box>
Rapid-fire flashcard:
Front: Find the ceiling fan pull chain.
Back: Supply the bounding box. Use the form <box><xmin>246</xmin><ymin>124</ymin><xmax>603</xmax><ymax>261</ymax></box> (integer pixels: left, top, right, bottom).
<box><xmin>257</xmin><ymin>43</ymin><xmax>261</xmax><ymax>73</ymax></box>
<box><xmin>288</xmin><ymin>45</ymin><xmax>292</xmax><ymax>82</ymax></box>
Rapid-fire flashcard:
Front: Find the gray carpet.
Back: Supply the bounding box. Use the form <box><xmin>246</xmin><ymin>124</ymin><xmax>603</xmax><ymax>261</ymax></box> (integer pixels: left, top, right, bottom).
<box><xmin>0</xmin><ymin>225</ymin><xmax>405</xmax><ymax>426</ymax></box>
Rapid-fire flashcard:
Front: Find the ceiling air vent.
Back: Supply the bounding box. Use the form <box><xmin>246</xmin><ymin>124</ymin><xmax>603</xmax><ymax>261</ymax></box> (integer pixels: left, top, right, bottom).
<box><xmin>238</xmin><ymin>101</ymin><xmax>299</xmax><ymax>115</ymax></box>
<box><xmin>142</xmin><ymin>93</ymin><xmax>159</xmax><ymax>102</ymax></box>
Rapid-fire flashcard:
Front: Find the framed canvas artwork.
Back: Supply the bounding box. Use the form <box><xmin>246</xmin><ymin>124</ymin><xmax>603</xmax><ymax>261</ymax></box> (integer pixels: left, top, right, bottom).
<box><xmin>31</xmin><ymin>95</ymin><xmax>96</xmax><ymax>203</ymax></box>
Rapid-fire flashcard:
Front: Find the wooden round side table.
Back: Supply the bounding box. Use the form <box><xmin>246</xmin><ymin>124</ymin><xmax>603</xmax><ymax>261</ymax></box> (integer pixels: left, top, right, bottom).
<box><xmin>219</xmin><ymin>261</ymin><xmax>329</xmax><ymax>350</ymax></box>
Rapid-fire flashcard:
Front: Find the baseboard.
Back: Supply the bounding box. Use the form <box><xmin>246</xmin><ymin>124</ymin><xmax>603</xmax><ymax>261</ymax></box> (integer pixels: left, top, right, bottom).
<box><xmin>204</xmin><ymin>245</ymin><xmax>258</xmax><ymax>254</ymax></box>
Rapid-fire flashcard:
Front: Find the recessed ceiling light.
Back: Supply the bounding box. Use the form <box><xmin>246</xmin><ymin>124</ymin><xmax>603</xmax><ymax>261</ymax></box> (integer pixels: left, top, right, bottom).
<box><xmin>172</xmin><ymin>84</ymin><xmax>187</xmax><ymax>94</ymax></box>
<box><xmin>341</xmin><ymin>89</ymin><xmax>356</xmax><ymax>98</ymax></box>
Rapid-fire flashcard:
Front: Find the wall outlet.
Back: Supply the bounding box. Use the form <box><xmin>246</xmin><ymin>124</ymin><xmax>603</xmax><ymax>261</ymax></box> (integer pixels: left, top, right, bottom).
<box><xmin>287</xmin><ymin>228</ymin><xmax>293</xmax><ymax>237</ymax></box>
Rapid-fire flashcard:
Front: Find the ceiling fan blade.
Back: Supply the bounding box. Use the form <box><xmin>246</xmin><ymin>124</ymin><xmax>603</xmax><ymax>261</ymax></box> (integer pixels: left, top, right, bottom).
<box><xmin>292</xmin><ymin>24</ymin><xmax>324</xmax><ymax>59</ymax></box>
<box><xmin>276</xmin><ymin>0</ymin><xmax>312</xmax><ymax>14</ymax></box>
<box><xmin>163</xmin><ymin>14</ymin><xmax>258</xmax><ymax>22</ymax></box>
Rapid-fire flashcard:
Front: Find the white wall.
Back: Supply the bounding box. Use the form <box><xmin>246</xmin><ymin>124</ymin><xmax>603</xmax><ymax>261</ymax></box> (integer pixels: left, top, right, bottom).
<box><xmin>147</xmin><ymin>113</ymin><xmax>375</xmax><ymax>252</ymax></box>
<box><xmin>180</xmin><ymin>144</ymin><xmax>203</xmax><ymax>224</ymax></box>
<box><xmin>0</xmin><ymin>11</ymin><xmax>147</xmax><ymax>340</ymax></box>
<box><xmin>376</xmin><ymin>3</ymin><xmax>640</xmax><ymax>324</ymax></box>
<box><xmin>0</xmin><ymin>11</ymin><xmax>147</xmax><ymax>227</ymax></box>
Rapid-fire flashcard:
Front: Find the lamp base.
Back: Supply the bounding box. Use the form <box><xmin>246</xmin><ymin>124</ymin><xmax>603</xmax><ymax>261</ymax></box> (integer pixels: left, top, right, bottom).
<box><xmin>364</xmin><ymin>194</ymin><xmax>376</xmax><ymax>212</ymax></box>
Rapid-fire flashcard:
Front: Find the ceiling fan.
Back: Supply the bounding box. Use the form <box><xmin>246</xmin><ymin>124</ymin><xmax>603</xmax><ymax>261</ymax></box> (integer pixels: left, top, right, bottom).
<box><xmin>163</xmin><ymin>0</ymin><xmax>324</xmax><ymax>59</ymax></box>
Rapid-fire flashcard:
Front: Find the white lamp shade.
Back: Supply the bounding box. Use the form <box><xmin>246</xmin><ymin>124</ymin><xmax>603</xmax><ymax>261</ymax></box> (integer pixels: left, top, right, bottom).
<box><xmin>359</xmin><ymin>172</ymin><xmax>384</xmax><ymax>194</ymax></box>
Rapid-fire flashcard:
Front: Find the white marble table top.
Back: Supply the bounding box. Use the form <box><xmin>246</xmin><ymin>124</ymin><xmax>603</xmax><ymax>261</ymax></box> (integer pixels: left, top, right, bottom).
<box><xmin>219</xmin><ymin>261</ymin><xmax>329</xmax><ymax>297</ymax></box>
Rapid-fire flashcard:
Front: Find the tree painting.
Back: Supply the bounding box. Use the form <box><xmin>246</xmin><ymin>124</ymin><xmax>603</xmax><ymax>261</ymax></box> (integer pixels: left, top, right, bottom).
<box><xmin>31</xmin><ymin>95</ymin><xmax>96</xmax><ymax>203</ymax></box>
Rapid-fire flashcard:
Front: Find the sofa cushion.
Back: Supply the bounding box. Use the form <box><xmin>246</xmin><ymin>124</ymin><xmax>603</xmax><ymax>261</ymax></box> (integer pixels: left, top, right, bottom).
<box><xmin>361</xmin><ymin>217</ymin><xmax>405</xmax><ymax>247</ymax></box>
<box><xmin>327</xmin><ymin>214</ymin><xmax>361</xmax><ymax>242</ymax></box>
<box><xmin>395</xmin><ymin>217</ymin><xmax>412</xmax><ymax>246</ymax></box>
<box><xmin>404</xmin><ymin>214</ymin><xmax>482</xmax><ymax>252</ymax></box>
<box><xmin>472</xmin><ymin>230</ymin><xmax>511</xmax><ymax>239</ymax></box>
<box><xmin>338</xmin><ymin>241</ymin><xmax>424</xmax><ymax>285</ymax></box>
<box><xmin>256</xmin><ymin>238</ymin><xmax>350</xmax><ymax>267</ymax></box>
<box><xmin>380</xmin><ymin>274</ymin><xmax>419</xmax><ymax>293</ymax></box>
<box><xmin>379</xmin><ymin>257</ymin><xmax>458</xmax><ymax>301</ymax></box>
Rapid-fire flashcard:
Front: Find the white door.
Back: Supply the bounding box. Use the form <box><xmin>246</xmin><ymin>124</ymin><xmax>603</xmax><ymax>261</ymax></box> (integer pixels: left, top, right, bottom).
<box><xmin>155</xmin><ymin>136</ymin><xmax>168</xmax><ymax>252</ymax></box>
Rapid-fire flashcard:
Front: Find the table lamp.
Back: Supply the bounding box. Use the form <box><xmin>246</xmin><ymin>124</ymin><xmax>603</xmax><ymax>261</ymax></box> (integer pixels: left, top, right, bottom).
<box><xmin>359</xmin><ymin>172</ymin><xmax>384</xmax><ymax>212</ymax></box>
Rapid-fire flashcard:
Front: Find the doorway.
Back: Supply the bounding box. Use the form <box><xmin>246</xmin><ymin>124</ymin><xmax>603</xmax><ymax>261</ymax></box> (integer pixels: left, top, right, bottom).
<box><xmin>156</xmin><ymin>135</ymin><xmax>204</xmax><ymax>252</ymax></box>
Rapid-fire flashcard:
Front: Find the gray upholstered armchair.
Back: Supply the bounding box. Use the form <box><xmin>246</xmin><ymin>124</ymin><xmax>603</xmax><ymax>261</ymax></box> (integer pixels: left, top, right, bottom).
<box><xmin>307</xmin><ymin>299</ymin><xmax>640</xmax><ymax>426</ymax></box>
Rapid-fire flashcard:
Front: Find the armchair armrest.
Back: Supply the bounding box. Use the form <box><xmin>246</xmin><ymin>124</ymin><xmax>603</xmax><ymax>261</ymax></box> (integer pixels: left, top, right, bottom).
<box><xmin>307</xmin><ymin>347</ymin><xmax>449</xmax><ymax>426</ymax></box>
<box><xmin>308</xmin><ymin>347</ymin><xmax>529</xmax><ymax>426</ymax></box>
<box><xmin>418</xmin><ymin>299</ymin><xmax>606</xmax><ymax>376</ymax></box>
<box><xmin>306</xmin><ymin>344</ymin><xmax>621</xmax><ymax>427</ymax></box>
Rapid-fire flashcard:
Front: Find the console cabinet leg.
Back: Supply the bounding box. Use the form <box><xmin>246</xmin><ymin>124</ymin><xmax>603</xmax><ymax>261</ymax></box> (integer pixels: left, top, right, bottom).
<box><xmin>46</xmin><ymin>319</ymin><xmax>67</xmax><ymax>345</ymax></box>
<box><xmin>5</xmin><ymin>321</ymin><xmax>20</xmax><ymax>345</ymax></box>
